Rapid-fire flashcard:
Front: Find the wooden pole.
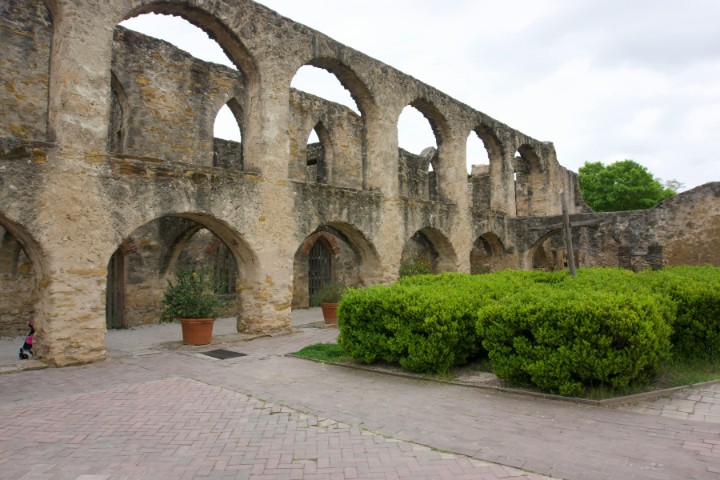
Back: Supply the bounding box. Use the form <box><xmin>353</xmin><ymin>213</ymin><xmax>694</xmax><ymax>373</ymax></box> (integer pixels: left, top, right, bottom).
<box><xmin>561</xmin><ymin>190</ymin><xmax>577</xmax><ymax>276</ymax></box>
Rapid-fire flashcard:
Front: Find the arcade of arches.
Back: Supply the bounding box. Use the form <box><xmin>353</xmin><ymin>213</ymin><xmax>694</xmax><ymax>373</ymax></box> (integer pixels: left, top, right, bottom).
<box><xmin>1</xmin><ymin>0</ymin><xmax>718</xmax><ymax>366</ymax></box>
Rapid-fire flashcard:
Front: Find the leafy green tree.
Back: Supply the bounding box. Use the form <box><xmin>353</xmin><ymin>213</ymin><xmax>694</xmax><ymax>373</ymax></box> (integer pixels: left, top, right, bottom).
<box><xmin>578</xmin><ymin>160</ymin><xmax>677</xmax><ymax>212</ymax></box>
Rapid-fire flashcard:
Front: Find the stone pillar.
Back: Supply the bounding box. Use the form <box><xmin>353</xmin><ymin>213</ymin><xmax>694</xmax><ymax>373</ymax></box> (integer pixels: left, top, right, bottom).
<box><xmin>491</xmin><ymin>150</ymin><xmax>517</xmax><ymax>215</ymax></box>
<box><xmin>364</xmin><ymin>109</ymin><xmax>399</xmax><ymax>197</ymax></box>
<box><xmin>30</xmin><ymin>2</ymin><xmax>117</xmax><ymax>365</ymax></box>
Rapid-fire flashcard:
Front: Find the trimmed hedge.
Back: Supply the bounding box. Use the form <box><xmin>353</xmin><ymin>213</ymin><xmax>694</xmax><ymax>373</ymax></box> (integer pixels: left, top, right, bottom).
<box><xmin>477</xmin><ymin>286</ymin><xmax>671</xmax><ymax>396</ymax></box>
<box><xmin>338</xmin><ymin>276</ymin><xmax>483</xmax><ymax>374</ymax></box>
<box><xmin>336</xmin><ymin>267</ymin><xmax>719</xmax><ymax>396</ymax></box>
<box><xmin>338</xmin><ymin>271</ymin><xmax>573</xmax><ymax>375</ymax></box>
<box><xmin>639</xmin><ymin>266</ymin><xmax>720</xmax><ymax>358</ymax></box>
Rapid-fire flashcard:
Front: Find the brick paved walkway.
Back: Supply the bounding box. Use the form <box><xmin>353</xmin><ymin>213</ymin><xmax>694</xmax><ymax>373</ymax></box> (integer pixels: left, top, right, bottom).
<box><xmin>1</xmin><ymin>377</ymin><xmax>550</xmax><ymax>480</ymax></box>
<box><xmin>1</xmin><ymin>310</ymin><xmax>720</xmax><ymax>479</ymax></box>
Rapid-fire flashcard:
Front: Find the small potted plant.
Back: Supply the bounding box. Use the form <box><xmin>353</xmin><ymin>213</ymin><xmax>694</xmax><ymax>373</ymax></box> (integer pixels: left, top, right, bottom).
<box><xmin>310</xmin><ymin>281</ymin><xmax>345</xmax><ymax>324</ymax></box>
<box><xmin>160</xmin><ymin>267</ymin><xmax>226</xmax><ymax>345</ymax></box>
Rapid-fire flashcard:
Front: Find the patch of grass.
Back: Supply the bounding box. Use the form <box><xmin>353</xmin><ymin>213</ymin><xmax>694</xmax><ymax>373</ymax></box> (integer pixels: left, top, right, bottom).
<box><xmin>293</xmin><ymin>343</ymin><xmax>350</xmax><ymax>363</ymax></box>
<box><xmin>562</xmin><ymin>354</ymin><xmax>720</xmax><ymax>401</ymax></box>
<box><xmin>658</xmin><ymin>355</ymin><xmax>720</xmax><ymax>385</ymax></box>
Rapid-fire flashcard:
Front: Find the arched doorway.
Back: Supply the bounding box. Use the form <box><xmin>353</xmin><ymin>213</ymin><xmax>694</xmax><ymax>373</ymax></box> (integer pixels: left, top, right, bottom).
<box><xmin>470</xmin><ymin>233</ymin><xmax>505</xmax><ymax>274</ymax></box>
<box><xmin>0</xmin><ymin>224</ymin><xmax>40</xmax><ymax>336</ymax></box>
<box><xmin>308</xmin><ymin>237</ymin><xmax>332</xmax><ymax>299</ymax></box>
<box><xmin>105</xmin><ymin>215</ymin><xmax>254</xmax><ymax>330</ymax></box>
<box><xmin>400</xmin><ymin>227</ymin><xmax>457</xmax><ymax>275</ymax></box>
<box><xmin>293</xmin><ymin>224</ymin><xmax>381</xmax><ymax>308</ymax></box>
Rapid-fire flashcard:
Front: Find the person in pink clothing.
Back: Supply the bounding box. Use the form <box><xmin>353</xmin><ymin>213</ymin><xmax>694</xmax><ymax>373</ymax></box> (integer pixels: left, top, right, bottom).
<box><xmin>18</xmin><ymin>321</ymin><xmax>33</xmax><ymax>360</ymax></box>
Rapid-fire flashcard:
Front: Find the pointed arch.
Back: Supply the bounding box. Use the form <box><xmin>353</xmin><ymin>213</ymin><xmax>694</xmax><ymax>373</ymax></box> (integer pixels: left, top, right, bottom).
<box><xmin>213</xmin><ymin>98</ymin><xmax>243</xmax><ymax>169</ymax></box>
<box><xmin>292</xmin><ymin>223</ymin><xmax>381</xmax><ymax>308</ymax></box>
<box><xmin>306</xmin><ymin>121</ymin><xmax>332</xmax><ymax>183</ymax></box>
<box><xmin>0</xmin><ymin>213</ymin><xmax>46</xmax><ymax>338</ymax></box>
<box><xmin>514</xmin><ymin>143</ymin><xmax>550</xmax><ymax>216</ymax></box>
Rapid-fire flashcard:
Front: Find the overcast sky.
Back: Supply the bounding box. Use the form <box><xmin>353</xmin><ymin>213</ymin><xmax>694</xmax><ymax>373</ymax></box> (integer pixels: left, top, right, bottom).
<box><xmin>122</xmin><ymin>0</ymin><xmax>720</xmax><ymax>190</ymax></box>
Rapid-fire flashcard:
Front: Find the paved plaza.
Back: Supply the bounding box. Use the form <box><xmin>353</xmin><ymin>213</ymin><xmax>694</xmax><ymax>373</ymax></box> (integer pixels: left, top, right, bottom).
<box><xmin>1</xmin><ymin>310</ymin><xmax>719</xmax><ymax>479</ymax></box>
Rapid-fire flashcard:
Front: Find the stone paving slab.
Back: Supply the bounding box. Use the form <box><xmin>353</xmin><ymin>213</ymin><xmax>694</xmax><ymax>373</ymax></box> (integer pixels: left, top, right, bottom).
<box><xmin>615</xmin><ymin>383</ymin><xmax>720</xmax><ymax>423</ymax></box>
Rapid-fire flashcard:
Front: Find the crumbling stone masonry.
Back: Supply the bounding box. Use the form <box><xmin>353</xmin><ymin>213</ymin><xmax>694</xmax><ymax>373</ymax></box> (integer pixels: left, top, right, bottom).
<box><xmin>1</xmin><ymin>0</ymin><xmax>718</xmax><ymax>365</ymax></box>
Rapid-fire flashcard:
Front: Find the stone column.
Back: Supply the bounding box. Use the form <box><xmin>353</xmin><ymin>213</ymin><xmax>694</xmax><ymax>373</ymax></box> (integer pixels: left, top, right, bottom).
<box><xmin>32</xmin><ymin>3</ymin><xmax>117</xmax><ymax>365</ymax></box>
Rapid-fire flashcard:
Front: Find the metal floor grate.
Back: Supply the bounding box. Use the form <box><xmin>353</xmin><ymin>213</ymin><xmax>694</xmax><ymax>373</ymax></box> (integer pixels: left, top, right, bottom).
<box><xmin>201</xmin><ymin>349</ymin><xmax>247</xmax><ymax>360</ymax></box>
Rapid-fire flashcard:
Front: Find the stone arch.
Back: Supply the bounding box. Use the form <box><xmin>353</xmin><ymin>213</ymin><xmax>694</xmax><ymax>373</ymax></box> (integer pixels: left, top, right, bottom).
<box><xmin>302</xmin><ymin>58</ymin><xmax>375</xmax><ymax>117</ymax></box>
<box><xmin>397</xmin><ymin>98</ymin><xmax>450</xmax><ymax>201</ymax></box>
<box><xmin>305</xmin><ymin>122</ymin><xmax>332</xmax><ymax>184</ymax></box>
<box><xmin>411</xmin><ymin>99</ymin><xmax>450</xmax><ymax>147</ymax></box>
<box><xmin>114</xmin><ymin>3</ymin><xmax>259</xmax><ymax>168</ymax></box>
<box><xmin>528</xmin><ymin>229</ymin><xmax>565</xmax><ymax>271</ymax></box>
<box><xmin>468</xmin><ymin>124</ymin><xmax>504</xmax><ymax>209</ymax></box>
<box><xmin>0</xmin><ymin>213</ymin><xmax>46</xmax><ymax>340</ymax></box>
<box><xmin>470</xmin><ymin>232</ymin><xmax>505</xmax><ymax>274</ymax></box>
<box><xmin>473</xmin><ymin>124</ymin><xmax>504</xmax><ymax>165</ymax></box>
<box><xmin>292</xmin><ymin>223</ymin><xmax>381</xmax><ymax>308</ymax></box>
<box><xmin>105</xmin><ymin>213</ymin><xmax>259</xmax><ymax>329</ymax></box>
<box><xmin>401</xmin><ymin>227</ymin><xmax>457</xmax><ymax>274</ymax></box>
<box><xmin>290</xmin><ymin>57</ymin><xmax>374</xmax><ymax>189</ymax></box>
<box><xmin>300</xmin><ymin>231</ymin><xmax>342</xmax><ymax>257</ymax></box>
<box><xmin>0</xmin><ymin>0</ymin><xmax>53</xmax><ymax>141</ymax></box>
<box><xmin>122</xmin><ymin>2</ymin><xmax>258</xmax><ymax>86</ymax></box>
<box><xmin>213</xmin><ymin>97</ymin><xmax>244</xmax><ymax>169</ymax></box>
<box><xmin>514</xmin><ymin>143</ymin><xmax>550</xmax><ymax>216</ymax></box>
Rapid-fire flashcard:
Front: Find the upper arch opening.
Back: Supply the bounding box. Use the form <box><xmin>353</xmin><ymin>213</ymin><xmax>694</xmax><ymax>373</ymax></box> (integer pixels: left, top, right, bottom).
<box><xmin>291</xmin><ymin>65</ymin><xmax>361</xmax><ymax>115</ymax></box>
<box><xmin>119</xmin><ymin>7</ymin><xmax>256</xmax><ymax>83</ymax></box>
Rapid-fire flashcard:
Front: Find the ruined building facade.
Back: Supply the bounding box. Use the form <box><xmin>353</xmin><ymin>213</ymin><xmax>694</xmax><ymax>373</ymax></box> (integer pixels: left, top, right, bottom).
<box><xmin>1</xmin><ymin>0</ymin><xmax>718</xmax><ymax>365</ymax></box>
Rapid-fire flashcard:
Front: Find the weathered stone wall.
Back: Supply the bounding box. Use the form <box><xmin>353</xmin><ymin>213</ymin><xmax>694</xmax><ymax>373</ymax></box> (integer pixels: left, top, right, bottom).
<box><xmin>213</xmin><ymin>139</ymin><xmax>243</xmax><ymax>169</ymax></box>
<box><xmin>288</xmin><ymin>90</ymin><xmax>364</xmax><ymax>188</ymax></box>
<box><xmin>111</xmin><ymin>27</ymin><xmax>244</xmax><ymax>164</ymax></box>
<box><xmin>0</xmin><ymin>0</ymin><xmax>717</xmax><ymax>367</ymax></box>
<box><xmin>513</xmin><ymin>182</ymin><xmax>720</xmax><ymax>271</ymax></box>
<box><xmin>0</xmin><ymin>0</ymin><xmax>52</xmax><ymax>141</ymax></box>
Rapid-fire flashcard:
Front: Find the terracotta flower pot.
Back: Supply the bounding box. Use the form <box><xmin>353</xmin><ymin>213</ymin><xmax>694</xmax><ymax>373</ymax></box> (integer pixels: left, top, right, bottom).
<box><xmin>320</xmin><ymin>303</ymin><xmax>338</xmax><ymax>324</ymax></box>
<box><xmin>180</xmin><ymin>317</ymin><xmax>215</xmax><ymax>345</ymax></box>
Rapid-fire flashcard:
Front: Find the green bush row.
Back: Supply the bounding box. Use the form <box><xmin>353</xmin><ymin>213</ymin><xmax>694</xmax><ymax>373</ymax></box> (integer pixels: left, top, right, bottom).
<box><xmin>336</xmin><ymin>266</ymin><xmax>720</xmax><ymax>395</ymax></box>
<box><xmin>639</xmin><ymin>266</ymin><xmax>720</xmax><ymax>357</ymax></box>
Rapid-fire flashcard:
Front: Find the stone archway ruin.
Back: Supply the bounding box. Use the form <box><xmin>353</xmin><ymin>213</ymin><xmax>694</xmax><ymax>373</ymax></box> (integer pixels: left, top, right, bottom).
<box><xmin>1</xmin><ymin>0</ymin><xmax>718</xmax><ymax>366</ymax></box>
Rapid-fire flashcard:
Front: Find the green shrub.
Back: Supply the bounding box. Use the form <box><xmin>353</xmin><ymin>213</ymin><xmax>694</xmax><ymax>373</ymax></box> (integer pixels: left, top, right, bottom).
<box><xmin>310</xmin><ymin>281</ymin><xmax>345</xmax><ymax>306</ymax></box>
<box><xmin>639</xmin><ymin>266</ymin><xmax>720</xmax><ymax>358</ymax></box>
<box><xmin>160</xmin><ymin>268</ymin><xmax>227</xmax><ymax>322</ymax></box>
<box><xmin>477</xmin><ymin>286</ymin><xmax>672</xmax><ymax>396</ymax></box>
<box><xmin>338</xmin><ymin>271</ymin><xmax>572</xmax><ymax>374</ymax></box>
<box><xmin>399</xmin><ymin>256</ymin><xmax>433</xmax><ymax>277</ymax></box>
<box><xmin>337</xmin><ymin>267</ymin><xmax>717</xmax><ymax>395</ymax></box>
<box><xmin>338</xmin><ymin>274</ymin><xmax>491</xmax><ymax>374</ymax></box>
